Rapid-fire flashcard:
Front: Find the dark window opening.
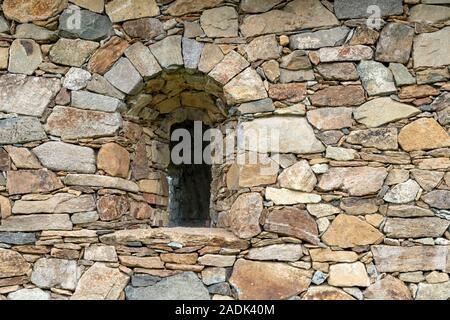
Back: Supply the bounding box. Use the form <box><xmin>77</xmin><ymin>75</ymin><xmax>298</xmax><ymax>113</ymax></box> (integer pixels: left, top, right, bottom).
<box><xmin>168</xmin><ymin>121</ymin><xmax>212</xmax><ymax>227</ymax></box>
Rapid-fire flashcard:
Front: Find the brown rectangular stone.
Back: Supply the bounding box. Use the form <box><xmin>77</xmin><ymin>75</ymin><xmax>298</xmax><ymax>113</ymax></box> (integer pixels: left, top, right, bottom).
<box><xmin>6</xmin><ymin>169</ymin><xmax>63</xmax><ymax>195</ymax></box>
<box><xmin>160</xmin><ymin>253</ymin><xmax>198</xmax><ymax>265</ymax></box>
<box><xmin>268</xmin><ymin>83</ymin><xmax>306</xmax><ymax>103</ymax></box>
<box><xmin>372</xmin><ymin>245</ymin><xmax>450</xmax><ymax>273</ymax></box>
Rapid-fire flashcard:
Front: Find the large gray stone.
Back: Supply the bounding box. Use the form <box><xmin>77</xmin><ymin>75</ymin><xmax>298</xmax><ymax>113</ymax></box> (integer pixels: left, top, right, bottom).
<box><xmin>413</xmin><ymin>27</ymin><xmax>450</xmax><ymax>68</ymax></box>
<box><xmin>59</xmin><ymin>8</ymin><xmax>113</xmax><ymax>41</ymax></box>
<box><xmin>384</xmin><ymin>217</ymin><xmax>450</xmax><ymax>238</ymax></box>
<box><xmin>245</xmin><ymin>35</ymin><xmax>281</xmax><ymax>62</ymax></box>
<box><xmin>290</xmin><ymin>27</ymin><xmax>350</xmax><ymax>50</ymax></box>
<box><xmin>334</xmin><ymin>0</ymin><xmax>403</xmax><ymax>19</ymax></box>
<box><xmin>224</xmin><ymin>68</ymin><xmax>267</xmax><ymax>104</ymax></box>
<box><xmin>45</xmin><ymin>106</ymin><xmax>121</xmax><ymax>140</ymax></box>
<box><xmin>0</xmin><ymin>117</ymin><xmax>47</xmax><ymax>144</ymax></box>
<box><xmin>247</xmin><ymin>244</ymin><xmax>302</xmax><ymax>262</ymax></box>
<box><xmin>389</xmin><ymin>63</ymin><xmax>416</xmax><ymax>86</ymax></box>
<box><xmin>182</xmin><ymin>38</ymin><xmax>204</xmax><ymax>69</ymax></box>
<box><xmin>318</xmin><ymin>45</ymin><xmax>373</xmax><ymax>62</ymax></box>
<box><xmin>71</xmin><ymin>90</ymin><xmax>125</xmax><ymax>113</ymax></box>
<box><xmin>33</xmin><ymin>142</ymin><xmax>96</xmax><ymax>174</ymax></box>
<box><xmin>200</xmin><ymin>7</ymin><xmax>238</xmax><ymax>38</ymax></box>
<box><xmin>358</xmin><ymin>60</ymin><xmax>396</xmax><ymax>96</ymax></box>
<box><xmin>0</xmin><ymin>74</ymin><xmax>61</xmax><ymax>117</ymax></box>
<box><xmin>0</xmin><ymin>214</ymin><xmax>73</xmax><ymax>232</ymax></box>
<box><xmin>125</xmin><ymin>272</ymin><xmax>210</xmax><ymax>300</ymax></box>
<box><xmin>104</xmin><ymin>58</ymin><xmax>143</xmax><ymax>95</ymax></box>
<box><xmin>416</xmin><ymin>281</ymin><xmax>450</xmax><ymax>300</ymax></box>
<box><xmin>0</xmin><ymin>232</ymin><xmax>36</xmax><ymax>245</ymax></box>
<box><xmin>149</xmin><ymin>36</ymin><xmax>183</xmax><ymax>70</ymax></box>
<box><xmin>86</xmin><ymin>74</ymin><xmax>125</xmax><ymax>100</ymax></box>
<box><xmin>384</xmin><ymin>179</ymin><xmax>421</xmax><ymax>204</ymax></box>
<box><xmin>31</xmin><ymin>258</ymin><xmax>79</xmax><ymax>290</ymax></box>
<box><xmin>12</xmin><ymin>193</ymin><xmax>95</xmax><ymax>214</ymax></box>
<box><xmin>63</xmin><ymin>68</ymin><xmax>91</xmax><ymax>91</ymax></box>
<box><xmin>239</xmin><ymin>116</ymin><xmax>324</xmax><ymax>154</ymax></box>
<box><xmin>8</xmin><ymin>39</ymin><xmax>42</xmax><ymax>75</ymax></box>
<box><xmin>238</xmin><ymin>99</ymin><xmax>275</xmax><ymax>114</ymax></box>
<box><xmin>7</xmin><ymin>288</ymin><xmax>50</xmax><ymax>300</ymax></box>
<box><xmin>376</xmin><ymin>23</ymin><xmax>414</xmax><ymax>64</ymax></box>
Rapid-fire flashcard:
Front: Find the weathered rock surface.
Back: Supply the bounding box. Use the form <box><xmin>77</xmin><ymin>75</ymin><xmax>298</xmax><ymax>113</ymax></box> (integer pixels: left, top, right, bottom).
<box><xmin>71</xmin><ymin>91</ymin><xmax>124</xmax><ymax>112</ymax></box>
<box><xmin>416</xmin><ymin>281</ymin><xmax>450</xmax><ymax>300</ymax></box>
<box><xmin>247</xmin><ymin>244</ymin><xmax>302</xmax><ymax>262</ymax></box>
<box><xmin>105</xmin><ymin>0</ymin><xmax>159</xmax><ymax>23</ymax></box>
<box><xmin>7</xmin><ymin>288</ymin><xmax>50</xmax><ymax>300</ymax></box>
<box><xmin>290</xmin><ymin>27</ymin><xmax>350</xmax><ymax>50</ymax></box>
<box><xmin>358</xmin><ymin>60</ymin><xmax>396</xmax><ymax>96</ymax></box>
<box><xmin>383</xmin><ymin>180</ymin><xmax>421</xmax><ymax>204</ymax></box>
<box><xmin>278</xmin><ymin>161</ymin><xmax>317</xmax><ymax>192</ymax></box>
<box><xmin>49</xmin><ymin>39</ymin><xmax>99</xmax><ymax>67</ymax></box>
<box><xmin>347</xmin><ymin>128</ymin><xmax>398</xmax><ymax>150</ymax></box>
<box><xmin>354</xmin><ymin>98</ymin><xmax>420</xmax><ymax>128</ymax></box>
<box><xmin>71</xmin><ymin>262</ymin><xmax>129</xmax><ymax>300</ymax></box>
<box><xmin>7</xmin><ymin>169</ymin><xmax>63</xmax><ymax>195</ymax></box>
<box><xmin>311</xmin><ymin>85</ymin><xmax>365</xmax><ymax>107</ymax></box>
<box><xmin>422</xmin><ymin>190</ymin><xmax>450</xmax><ymax>209</ymax></box>
<box><xmin>45</xmin><ymin>106</ymin><xmax>121</xmax><ymax>140</ymax></box>
<box><xmin>413</xmin><ymin>27</ymin><xmax>450</xmax><ymax>68</ymax></box>
<box><xmin>309</xmin><ymin>248</ymin><xmax>358</xmax><ymax>263</ymax></box>
<box><xmin>302</xmin><ymin>286</ymin><xmax>355</xmax><ymax>300</ymax></box>
<box><xmin>64</xmin><ymin>174</ymin><xmax>138</xmax><ymax>193</ymax></box>
<box><xmin>200</xmin><ymin>7</ymin><xmax>238</xmax><ymax>38</ymax></box>
<box><xmin>334</xmin><ymin>0</ymin><xmax>403</xmax><ymax>19</ymax></box>
<box><xmin>318</xmin><ymin>167</ymin><xmax>388</xmax><ymax>196</ymax></box>
<box><xmin>224</xmin><ymin>68</ymin><xmax>267</xmax><ymax>104</ymax></box>
<box><xmin>322</xmin><ymin>214</ymin><xmax>384</xmax><ymax>248</ymax></box>
<box><xmin>384</xmin><ymin>217</ymin><xmax>450</xmax><ymax>238</ymax></box>
<box><xmin>97</xmin><ymin>143</ymin><xmax>130</xmax><ymax>178</ymax></box>
<box><xmin>125</xmin><ymin>272</ymin><xmax>209</xmax><ymax>300</ymax></box>
<box><xmin>328</xmin><ymin>262</ymin><xmax>370</xmax><ymax>287</ymax></box>
<box><xmin>364</xmin><ymin>275</ymin><xmax>412</xmax><ymax>300</ymax></box>
<box><xmin>8</xmin><ymin>39</ymin><xmax>42</xmax><ymax>75</ymax></box>
<box><xmin>318</xmin><ymin>45</ymin><xmax>373</xmax><ymax>62</ymax></box>
<box><xmin>229</xmin><ymin>259</ymin><xmax>311</xmax><ymax>300</ymax></box>
<box><xmin>265</xmin><ymin>188</ymin><xmax>321</xmax><ymax>205</ymax></box>
<box><xmin>0</xmin><ymin>232</ymin><xmax>36</xmax><ymax>245</ymax></box>
<box><xmin>2</xmin><ymin>0</ymin><xmax>68</xmax><ymax>23</ymax></box>
<box><xmin>264</xmin><ymin>207</ymin><xmax>319</xmax><ymax>244</ymax></box>
<box><xmin>307</xmin><ymin>107</ymin><xmax>353</xmax><ymax>130</ymax></box>
<box><xmin>33</xmin><ymin>142</ymin><xmax>96</xmax><ymax>174</ymax></box>
<box><xmin>31</xmin><ymin>258</ymin><xmax>78</xmax><ymax>290</ymax></box>
<box><xmin>398</xmin><ymin>118</ymin><xmax>450</xmax><ymax>152</ymax></box>
<box><xmin>375</xmin><ymin>23</ymin><xmax>414</xmax><ymax>64</ymax></box>
<box><xmin>0</xmin><ymin>117</ymin><xmax>47</xmax><ymax>145</ymax></box>
<box><xmin>240</xmin><ymin>116</ymin><xmax>324</xmax><ymax>154</ymax></box>
<box><xmin>372</xmin><ymin>246</ymin><xmax>450</xmax><ymax>272</ymax></box>
<box><xmin>0</xmin><ymin>75</ymin><xmax>61</xmax><ymax>117</ymax></box>
<box><xmin>240</xmin><ymin>0</ymin><xmax>338</xmax><ymax>37</ymax></box>
<box><xmin>12</xmin><ymin>193</ymin><xmax>95</xmax><ymax>215</ymax></box>
<box><xmin>228</xmin><ymin>193</ymin><xmax>263</xmax><ymax>239</ymax></box>
<box><xmin>0</xmin><ymin>248</ymin><xmax>31</xmax><ymax>278</ymax></box>
<box><xmin>0</xmin><ymin>214</ymin><xmax>72</xmax><ymax>232</ymax></box>
<box><xmin>59</xmin><ymin>8</ymin><xmax>113</xmax><ymax>41</ymax></box>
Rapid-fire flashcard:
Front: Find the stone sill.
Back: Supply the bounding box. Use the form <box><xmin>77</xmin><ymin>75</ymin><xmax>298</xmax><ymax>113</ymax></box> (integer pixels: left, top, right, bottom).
<box><xmin>100</xmin><ymin>227</ymin><xmax>249</xmax><ymax>250</ymax></box>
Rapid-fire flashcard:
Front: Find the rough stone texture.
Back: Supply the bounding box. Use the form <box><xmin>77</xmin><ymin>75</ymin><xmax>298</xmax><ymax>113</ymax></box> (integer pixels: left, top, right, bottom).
<box><xmin>318</xmin><ymin>45</ymin><xmax>373</xmax><ymax>62</ymax></box>
<box><xmin>0</xmin><ymin>232</ymin><xmax>36</xmax><ymax>245</ymax></box>
<box><xmin>358</xmin><ymin>61</ymin><xmax>396</xmax><ymax>96</ymax></box>
<box><xmin>302</xmin><ymin>286</ymin><xmax>355</xmax><ymax>300</ymax></box>
<box><xmin>318</xmin><ymin>167</ymin><xmax>388</xmax><ymax>196</ymax></box>
<box><xmin>33</xmin><ymin>142</ymin><xmax>96</xmax><ymax>174</ymax></box>
<box><xmin>125</xmin><ymin>42</ymin><xmax>162</xmax><ymax>79</ymax></box>
<box><xmin>228</xmin><ymin>193</ymin><xmax>263</xmax><ymax>239</ymax></box>
<box><xmin>322</xmin><ymin>214</ymin><xmax>384</xmax><ymax>248</ymax></box>
<box><xmin>416</xmin><ymin>281</ymin><xmax>450</xmax><ymax>300</ymax></box>
<box><xmin>278</xmin><ymin>160</ymin><xmax>317</xmax><ymax>192</ymax></box>
<box><xmin>389</xmin><ymin>63</ymin><xmax>416</xmax><ymax>86</ymax></box>
<box><xmin>2</xmin><ymin>0</ymin><xmax>68</xmax><ymax>23</ymax></box>
<box><xmin>209</xmin><ymin>51</ymin><xmax>249</xmax><ymax>85</ymax></box>
<box><xmin>334</xmin><ymin>0</ymin><xmax>403</xmax><ymax>19</ymax></box>
<box><xmin>97</xmin><ymin>195</ymin><xmax>129</xmax><ymax>221</ymax></box>
<box><xmin>64</xmin><ymin>174</ymin><xmax>139</xmax><ymax>193</ymax></box>
<box><xmin>59</xmin><ymin>9</ymin><xmax>113</xmax><ymax>41</ymax></box>
<box><xmin>6</xmin><ymin>169</ymin><xmax>63</xmax><ymax>195</ymax></box>
<box><xmin>290</xmin><ymin>27</ymin><xmax>350</xmax><ymax>50</ymax></box>
<box><xmin>422</xmin><ymin>190</ymin><xmax>450</xmax><ymax>209</ymax></box>
<box><xmin>307</xmin><ymin>107</ymin><xmax>353</xmax><ymax>130</ymax></box>
<box><xmin>0</xmin><ymin>214</ymin><xmax>72</xmax><ymax>232</ymax></box>
<box><xmin>71</xmin><ymin>263</ymin><xmax>129</xmax><ymax>300</ymax></box>
<box><xmin>247</xmin><ymin>244</ymin><xmax>302</xmax><ymax>262</ymax></box>
<box><xmin>0</xmin><ymin>248</ymin><xmax>31</xmax><ymax>278</ymax></box>
<box><xmin>383</xmin><ymin>179</ymin><xmax>421</xmax><ymax>204</ymax></box>
<box><xmin>240</xmin><ymin>0</ymin><xmax>339</xmax><ymax>37</ymax></box>
<box><xmin>384</xmin><ymin>217</ymin><xmax>450</xmax><ymax>239</ymax></box>
<box><xmin>64</xmin><ymin>68</ymin><xmax>92</xmax><ymax>91</ymax></box>
<box><xmin>31</xmin><ymin>258</ymin><xmax>78</xmax><ymax>290</ymax></box>
<box><xmin>49</xmin><ymin>39</ymin><xmax>99</xmax><ymax>67</ymax></box>
<box><xmin>364</xmin><ymin>275</ymin><xmax>412</xmax><ymax>300</ymax></box>
<box><xmin>97</xmin><ymin>143</ymin><xmax>130</xmax><ymax>178</ymax></box>
<box><xmin>149</xmin><ymin>36</ymin><xmax>183</xmax><ymax>70</ymax></box>
<box><xmin>7</xmin><ymin>288</ymin><xmax>50</xmax><ymax>300</ymax></box>
<box><xmin>245</xmin><ymin>35</ymin><xmax>280</xmax><ymax>62</ymax></box>
<box><xmin>315</xmin><ymin>63</ymin><xmax>359</xmax><ymax>81</ymax></box>
<box><xmin>264</xmin><ymin>207</ymin><xmax>319</xmax><ymax>244</ymax></box>
<box><xmin>45</xmin><ymin>106</ymin><xmax>121</xmax><ymax>140</ymax></box>
<box><xmin>372</xmin><ymin>246</ymin><xmax>450</xmax><ymax>272</ymax></box>
<box><xmin>104</xmin><ymin>58</ymin><xmax>143</xmax><ymax>95</ymax></box>
<box><xmin>125</xmin><ymin>272</ymin><xmax>209</xmax><ymax>300</ymax></box>
<box><xmin>375</xmin><ymin>23</ymin><xmax>414</xmax><ymax>64</ymax></box>
<box><xmin>224</xmin><ymin>68</ymin><xmax>267</xmax><ymax>104</ymax></box>
<box><xmin>0</xmin><ymin>75</ymin><xmax>61</xmax><ymax>117</ymax></box>
<box><xmin>71</xmin><ymin>91</ymin><xmax>124</xmax><ymax>112</ymax></box>
<box><xmin>398</xmin><ymin>118</ymin><xmax>450</xmax><ymax>151</ymax></box>
<box><xmin>8</xmin><ymin>39</ymin><xmax>42</xmax><ymax>75</ymax></box>
<box><xmin>328</xmin><ymin>262</ymin><xmax>370</xmax><ymax>287</ymax></box>
<box><xmin>354</xmin><ymin>98</ymin><xmax>420</xmax><ymax>128</ymax></box>
<box><xmin>12</xmin><ymin>193</ymin><xmax>95</xmax><ymax>214</ymax></box>
<box><xmin>200</xmin><ymin>7</ymin><xmax>238</xmax><ymax>38</ymax></box>
<box><xmin>311</xmin><ymin>85</ymin><xmax>365</xmax><ymax>107</ymax></box>
<box><xmin>265</xmin><ymin>188</ymin><xmax>321</xmax><ymax>205</ymax></box>
<box><xmin>409</xmin><ymin>4</ymin><xmax>450</xmax><ymax>24</ymax></box>
<box><xmin>413</xmin><ymin>27</ymin><xmax>450</xmax><ymax>68</ymax></box>
<box><xmin>347</xmin><ymin>128</ymin><xmax>398</xmax><ymax>150</ymax></box>
<box><xmin>105</xmin><ymin>0</ymin><xmax>159</xmax><ymax>23</ymax></box>
<box><xmin>229</xmin><ymin>259</ymin><xmax>310</xmax><ymax>300</ymax></box>
<box><xmin>240</xmin><ymin>116</ymin><xmax>324</xmax><ymax>154</ymax></box>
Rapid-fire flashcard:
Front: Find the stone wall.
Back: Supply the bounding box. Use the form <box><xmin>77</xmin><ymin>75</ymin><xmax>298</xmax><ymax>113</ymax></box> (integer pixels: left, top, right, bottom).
<box><xmin>0</xmin><ymin>0</ymin><xmax>450</xmax><ymax>300</ymax></box>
